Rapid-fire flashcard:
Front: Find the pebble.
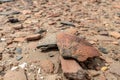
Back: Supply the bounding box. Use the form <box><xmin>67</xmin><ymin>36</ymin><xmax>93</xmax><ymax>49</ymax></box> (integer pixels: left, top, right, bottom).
<box><xmin>13</xmin><ymin>37</ymin><xmax>25</xmax><ymax>42</ymax></box>
<box><xmin>15</xmin><ymin>47</ymin><xmax>22</xmax><ymax>54</ymax></box>
<box><xmin>109</xmin><ymin>31</ymin><xmax>120</xmax><ymax>39</ymax></box>
<box><xmin>60</xmin><ymin>21</ymin><xmax>75</xmax><ymax>27</ymax></box>
<box><xmin>98</xmin><ymin>47</ymin><xmax>108</xmax><ymax>54</ymax></box>
<box><xmin>25</xmin><ymin>34</ymin><xmax>41</xmax><ymax>41</ymax></box>
<box><xmin>13</xmin><ymin>24</ymin><xmax>23</xmax><ymax>30</ymax></box>
<box><xmin>16</xmin><ymin>55</ymin><xmax>23</xmax><ymax>61</ymax></box>
<box><xmin>99</xmin><ymin>31</ymin><xmax>108</xmax><ymax>36</ymax></box>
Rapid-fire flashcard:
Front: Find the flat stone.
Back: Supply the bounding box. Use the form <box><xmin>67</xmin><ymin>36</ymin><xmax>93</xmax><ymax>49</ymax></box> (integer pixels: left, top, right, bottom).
<box><xmin>4</xmin><ymin>69</ymin><xmax>27</xmax><ymax>80</ymax></box>
<box><xmin>16</xmin><ymin>55</ymin><xmax>23</xmax><ymax>61</ymax></box>
<box><xmin>37</xmin><ymin>33</ymin><xmax>57</xmax><ymax>51</ymax></box>
<box><xmin>25</xmin><ymin>34</ymin><xmax>41</xmax><ymax>41</ymax></box>
<box><xmin>60</xmin><ymin>56</ymin><xmax>89</xmax><ymax>80</ymax></box>
<box><xmin>13</xmin><ymin>38</ymin><xmax>25</xmax><ymax>42</ymax></box>
<box><xmin>13</xmin><ymin>24</ymin><xmax>23</xmax><ymax>30</ymax></box>
<box><xmin>15</xmin><ymin>47</ymin><xmax>22</xmax><ymax>54</ymax></box>
<box><xmin>109</xmin><ymin>31</ymin><xmax>120</xmax><ymax>39</ymax></box>
<box><xmin>57</xmin><ymin>33</ymin><xmax>101</xmax><ymax>62</ymax></box>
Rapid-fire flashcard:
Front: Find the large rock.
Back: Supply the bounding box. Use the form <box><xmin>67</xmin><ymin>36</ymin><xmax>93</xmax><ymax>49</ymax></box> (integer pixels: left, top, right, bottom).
<box><xmin>57</xmin><ymin>32</ymin><xmax>101</xmax><ymax>62</ymax></box>
<box><xmin>4</xmin><ymin>69</ymin><xmax>27</xmax><ymax>80</ymax></box>
<box><xmin>60</xmin><ymin>56</ymin><xmax>89</xmax><ymax>80</ymax></box>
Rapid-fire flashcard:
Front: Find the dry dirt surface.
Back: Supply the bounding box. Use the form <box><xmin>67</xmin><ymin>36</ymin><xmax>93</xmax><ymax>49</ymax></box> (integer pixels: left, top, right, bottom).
<box><xmin>0</xmin><ymin>0</ymin><xmax>120</xmax><ymax>80</ymax></box>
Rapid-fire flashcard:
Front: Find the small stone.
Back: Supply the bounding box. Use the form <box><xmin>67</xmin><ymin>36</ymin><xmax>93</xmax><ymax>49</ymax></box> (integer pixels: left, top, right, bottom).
<box><xmin>98</xmin><ymin>47</ymin><xmax>108</xmax><ymax>54</ymax></box>
<box><xmin>8</xmin><ymin>18</ymin><xmax>19</xmax><ymax>23</ymax></box>
<box><xmin>16</xmin><ymin>55</ymin><xmax>23</xmax><ymax>61</ymax></box>
<box><xmin>4</xmin><ymin>69</ymin><xmax>27</xmax><ymax>80</ymax></box>
<box><xmin>34</xmin><ymin>28</ymin><xmax>46</xmax><ymax>34</ymax></box>
<box><xmin>15</xmin><ymin>47</ymin><xmax>22</xmax><ymax>54</ymax></box>
<box><xmin>0</xmin><ymin>38</ymin><xmax>6</xmax><ymax>41</ymax></box>
<box><xmin>13</xmin><ymin>24</ymin><xmax>23</xmax><ymax>30</ymax></box>
<box><xmin>0</xmin><ymin>0</ymin><xmax>13</xmax><ymax>3</ymax></box>
<box><xmin>13</xmin><ymin>38</ymin><xmax>25</xmax><ymax>42</ymax></box>
<box><xmin>60</xmin><ymin>21</ymin><xmax>75</xmax><ymax>27</ymax></box>
<box><xmin>40</xmin><ymin>60</ymin><xmax>54</xmax><ymax>73</ymax></box>
<box><xmin>25</xmin><ymin>34</ymin><xmax>41</xmax><ymax>41</ymax></box>
<box><xmin>109</xmin><ymin>31</ymin><xmax>120</xmax><ymax>39</ymax></box>
<box><xmin>101</xmin><ymin>66</ymin><xmax>108</xmax><ymax>71</ymax></box>
<box><xmin>99</xmin><ymin>31</ymin><xmax>108</xmax><ymax>36</ymax></box>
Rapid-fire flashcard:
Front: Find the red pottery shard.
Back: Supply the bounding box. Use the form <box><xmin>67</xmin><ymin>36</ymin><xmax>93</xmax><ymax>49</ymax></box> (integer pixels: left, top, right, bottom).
<box><xmin>57</xmin><ymin>32</ymin><xmax>101</xmax><ymax>62</ymax></box>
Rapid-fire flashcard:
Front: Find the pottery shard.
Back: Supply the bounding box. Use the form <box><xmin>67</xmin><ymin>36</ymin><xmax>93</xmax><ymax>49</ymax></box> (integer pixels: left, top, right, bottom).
<box><xmin>4</xmin><ymin>69</ymin><xmax>27</xmax><ymax>80</ymax></box>
<box><xmin>60</xmin><ymin>56</ymin><xmax>89</xmax><ymax>80</ymax></box>
<box><xmin>57</xmin><ymin>33</ymin><xmax>101</xmax><ymax>62</ymax></box>
<box><xmin>25</xmin><ymin>34</ymin><xmax>41</xmax><ymax>41</ymax></box>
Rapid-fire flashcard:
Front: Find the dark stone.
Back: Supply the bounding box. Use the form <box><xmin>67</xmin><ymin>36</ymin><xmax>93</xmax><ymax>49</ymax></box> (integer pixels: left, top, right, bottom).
<box><xmin>98</xmin><ymin>47</ymin><xmax>108</xmax><ymax>54</ymax></box>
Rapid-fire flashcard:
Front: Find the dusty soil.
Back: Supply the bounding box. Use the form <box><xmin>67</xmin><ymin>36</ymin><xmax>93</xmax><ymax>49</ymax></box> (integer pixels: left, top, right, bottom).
<box><xmin>0</xmin><ymin>0</ymin><xmax>120</xmax><ymax>80</ymax></box>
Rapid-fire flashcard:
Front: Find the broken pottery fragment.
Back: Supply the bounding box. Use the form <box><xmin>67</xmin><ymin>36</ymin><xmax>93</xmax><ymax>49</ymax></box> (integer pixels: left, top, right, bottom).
<box><xmin>57</xmin><ymin>32</ymin><xmax>101</xmax><ymax>62</ymax></box>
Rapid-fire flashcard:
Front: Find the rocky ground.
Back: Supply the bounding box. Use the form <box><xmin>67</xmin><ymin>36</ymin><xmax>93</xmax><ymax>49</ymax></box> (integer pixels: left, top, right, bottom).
<box><xmin>0</xmin><ymin>0</ymin><xmax>120</xmax><ymax>80</ymax></box>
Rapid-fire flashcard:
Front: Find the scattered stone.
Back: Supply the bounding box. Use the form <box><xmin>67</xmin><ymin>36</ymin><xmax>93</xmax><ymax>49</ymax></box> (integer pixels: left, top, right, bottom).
<box><xmin>37</xmin><ymin>33</ymin><xmax>57</xmax><ymax>51</ymax></box>
<box><xmin>13</xmin><ymin>24</ymin><xmax>23</xmax><ymax>30</ymax></box>
<box><xmin>13</xmin><ymin>37</ymin><xmax>25</xmax><ymax>42</ymax></box>
<box><xmin>15</xmin><ymin>47</ymin><xmax>22</xmax><ymax>54</ymax></box>
<box><xmin>34</xmin><ymin>28</ymin><xmax>46</xmax><ymax>34</ymax></box>
<box><xmin>99</xmin><ymin>31</ymin><xmax>108</xmax><ymax>36</ymax></box>
<box><xmin>16</xmin><ymin>55</ymin><xmax>23</xmax><ymax>61</ymax></box>
<box><xmin>101</xmin><ymin>66</ymin><xmax>108</xmax><ymax>71</ymax></box>
<box><xmin>40</xmin><ymin>60</ymin><xmax>54</xmax><ymax>73</ymax></box>
<box><xmin>0</xmin><ymin>0</ymin><xmax>13</xmax><ymax>3</ymax></box>
<box><xmin>109</xmin><ymin>31</ymin><xmax>120</xmax><ymax>39</ymax></box>
<box><xmin>0</xmin><ymin>38</ymin><xmax>6</xmax><ymax>42</ymax></box>
<box><xmin>60</xmin><ymin>21</ymin><xmax>75</xmax><ymax>27</ymax></box>
<box><xmin>0</xmin><ymin>10</ymin><xmax>20</xmax><ymax>15</ymax></box>
<box><xmin>110</xmin><ymin>62</ymin><xmax>120</xmax><ymax>76</ymax></box>
<box><xmin>25</xmin><ymin>34</ymin><xmax>41</xmax><ymax>41</ymax></box>
<box><xmin>8</xmin><ymin>18</ymin><xmax>19</xmax><ymax>23</ymax></box>
<box><xmin>57</xmin><ymin>32</ymin><xmax>101</xmax><ymax>62</ymax></box>
<box><xmin>98</xmin><ymin>47</ymin><xmax>108</xmax><ymax>54</ymax></box>
<box><xmin>4</xmin><ymin>69</ymin><xmax>27</xmax><ymax>80</ymax></box>
<box><xmin>60</xmin><ymin>56</ymin><xmax>89</xmax><ymax>80</ymax></box>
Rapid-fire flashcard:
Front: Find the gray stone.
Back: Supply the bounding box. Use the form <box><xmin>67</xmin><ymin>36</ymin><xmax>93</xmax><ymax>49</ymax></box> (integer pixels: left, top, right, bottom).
<box><xmin>37</xmin><ymin>33</ymin><xmax>57</xmax><ymax>51</ymax></box>
<box><xmin>16</xmin><ymin>55</ymin><xmax>23</xmax><ymax>61</ymax></box>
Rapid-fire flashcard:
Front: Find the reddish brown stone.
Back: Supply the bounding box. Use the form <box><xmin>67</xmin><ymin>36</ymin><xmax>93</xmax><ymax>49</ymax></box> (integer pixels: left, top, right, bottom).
<box><xmin>60</xmin><ymin>56</ymin><xmax>89</xmax><ymax>80</ymax></box>
<box><xmin>25</xmin><ymin>34</ymin><xmax>41</xmax><ymax>41</ymax></box>
<box><xmin>57</xmin><ymin>33</ymin><xmax>101</xmax><ymax>62</ymax></box>
<box><xmin>13</xmin><ymin>38</ymin><xmax>25</xmax><ymax>42</ymax></box>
